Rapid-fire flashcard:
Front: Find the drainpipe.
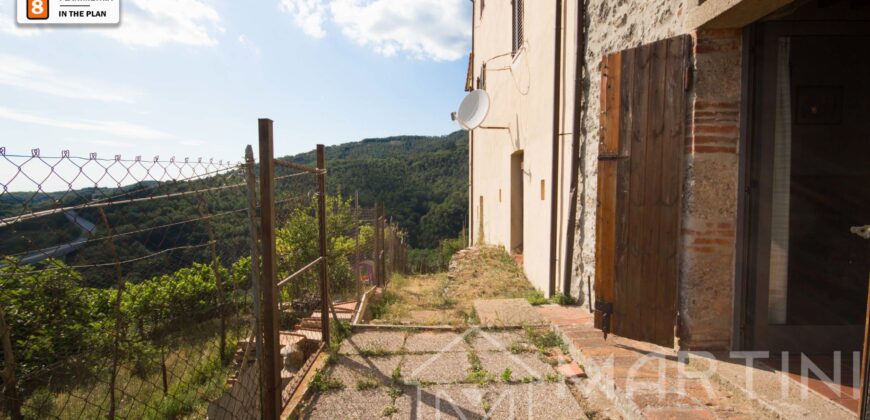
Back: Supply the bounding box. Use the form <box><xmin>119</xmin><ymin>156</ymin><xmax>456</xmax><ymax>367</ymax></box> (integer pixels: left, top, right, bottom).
<box><xmin>563</xmin><ymin>0</ymin><xmax>587</xmax><ymax>298</ymax></box>
<box><xmin>468</xmin><ymin>0</ymin><xmax>475</xmax><ymax>248</ymax></box>
<box><xmin>548</xmin><ymin>0</ymin><xmax>564</xmax><ymax>297</ymax></box>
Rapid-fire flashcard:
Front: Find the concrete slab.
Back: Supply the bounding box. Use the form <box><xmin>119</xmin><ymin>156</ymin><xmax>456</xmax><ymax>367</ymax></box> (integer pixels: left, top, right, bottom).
<box><xmin>473</xmin><ymin>298</ymin><xmax>544</xmax><ymax>328</ymax></box>
<box><xmin>483</xmin><ymin>383</ymin><xmax>586</xmax><ymax>419</ymax></box>
<box><xmin>327</xmin><ymin>355</ymin><xmax>402</xmax><ymax>387</ymax></box>
<box><xmin>476</xmin><ymin>351</ymin><xmax>554</xmax><ymax>381</ymax></box>
<box><xmin>338</xmin><ymin>330</ymin><xmax>406</xmax><ymax>355</ymax></box>
<box><xmin>406</xmin><ymin>384</ymin><xmax>489</xmax><ymax>419</ymax></box>
<box><xmin>302</xmin><ymin>388</ymin><xmax>393</xmax><ymax>420</ymax></box>
<box><xmin>403</xmin><ymin>331</ymin><xmax>467</xmax><ymax>353</ymax></box>
<box><xmin>402</xmin><ymin>352</ymin><xmax>471</xmax><ymax>384</ymax></box>
<box><xmin>469</xmin><ymin>329</ymin><xmax>531</xmax><ymax>352</ymax></box>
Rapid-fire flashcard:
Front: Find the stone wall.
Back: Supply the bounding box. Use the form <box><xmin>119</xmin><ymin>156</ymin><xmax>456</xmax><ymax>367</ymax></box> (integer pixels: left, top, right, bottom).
<box><xmin>679</xmin><ymin>29</ymin><xmax>742</xmax><ymax>349</ymax></box>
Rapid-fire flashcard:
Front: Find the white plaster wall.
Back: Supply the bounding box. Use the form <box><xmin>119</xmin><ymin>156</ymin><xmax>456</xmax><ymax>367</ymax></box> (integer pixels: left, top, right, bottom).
<box><xmin>471</xmin><ymin>0</ymin><xmax>560</xmax><ymax>294</ymax></box>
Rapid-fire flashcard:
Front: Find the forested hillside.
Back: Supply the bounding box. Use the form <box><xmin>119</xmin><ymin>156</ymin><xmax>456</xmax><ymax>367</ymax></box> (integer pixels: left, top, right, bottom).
<box><xmin>0</xmin><ymin>131</ymin><xmax>468</xmax><ymax>285</ymax></box>
<box><xmin>283</xmin><ymin>130</ymin><xmax>468</xmax><ymax>249</ymax></box>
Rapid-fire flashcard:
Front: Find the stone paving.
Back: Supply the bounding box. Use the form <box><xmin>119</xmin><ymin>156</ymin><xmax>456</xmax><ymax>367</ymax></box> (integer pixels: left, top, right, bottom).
<box><xmin>534</xmin><ymin>304</ymin><xmax>855</xmax><ymax>420</ymax></box>
<box><xmin>301</xmin><ymin>328</ymin><xmax>585</xmax><ymax>419</ymax></box>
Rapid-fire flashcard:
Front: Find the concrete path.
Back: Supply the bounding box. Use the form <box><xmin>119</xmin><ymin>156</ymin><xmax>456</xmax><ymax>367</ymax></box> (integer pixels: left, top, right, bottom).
<box><xmin>302</xmin><ymin>328</ymin><xmax>586</xmax><ymax>419</ymax></box>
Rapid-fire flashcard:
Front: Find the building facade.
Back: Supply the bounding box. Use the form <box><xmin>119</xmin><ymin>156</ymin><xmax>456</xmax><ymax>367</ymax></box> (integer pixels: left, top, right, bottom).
<box><xmin>467</xmin><ymin>0</ymin><xmax>869</xmax><ymax>353</ymax></box>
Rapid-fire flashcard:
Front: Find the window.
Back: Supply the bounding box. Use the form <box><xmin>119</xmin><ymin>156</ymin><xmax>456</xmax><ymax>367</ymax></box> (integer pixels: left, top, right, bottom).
<box><xmin>512</xmin><ymin>0</ymin><xmax>524</xmax><ymax>55</ymax></box>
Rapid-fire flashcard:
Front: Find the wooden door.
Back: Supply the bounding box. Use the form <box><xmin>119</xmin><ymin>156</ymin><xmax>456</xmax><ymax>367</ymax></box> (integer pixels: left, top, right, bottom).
<box><xmin>594</xmin><ymin>35</ymin><xmax>691</xmax><ymax>347</ymax></box>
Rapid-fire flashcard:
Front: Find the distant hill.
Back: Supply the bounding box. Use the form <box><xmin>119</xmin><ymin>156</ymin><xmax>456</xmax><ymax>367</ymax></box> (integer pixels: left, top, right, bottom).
<box><xmin>282</xmin><ymin>130</ymin><xmax>468</xmax><ymax>249</ymax></box>
<box><xmin>0</xmin><ymin>131</ymin><xmax>468</xmax><ymax>287</ymax></box>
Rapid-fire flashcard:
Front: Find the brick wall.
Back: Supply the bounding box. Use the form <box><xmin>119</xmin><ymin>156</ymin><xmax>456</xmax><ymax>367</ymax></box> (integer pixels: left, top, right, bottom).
<box><xmin>679</xmin><ymin>29</ymin><xmax>742</xmax><ymax>350</ymax></box>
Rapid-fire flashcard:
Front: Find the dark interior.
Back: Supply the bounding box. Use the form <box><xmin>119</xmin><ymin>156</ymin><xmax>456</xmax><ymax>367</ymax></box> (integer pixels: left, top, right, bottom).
<box><xmin>784</xmin><ymin>35</ymin><xmax>870</xmax><ymax>325</ymax></box>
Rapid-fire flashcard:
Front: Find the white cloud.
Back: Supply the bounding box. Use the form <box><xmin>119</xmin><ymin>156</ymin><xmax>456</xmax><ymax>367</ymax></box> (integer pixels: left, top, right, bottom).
<box><xmin>101</xmin><ymin>0</ymin><xmax>223</xmax><ymax>47</ymax></box>
<box><xmin>0</xmin><ymin>15</ymin><xmax>41</xmax><ymax>38</ymax></box>
<box><xmin>279</xmin><ymin>0</ymin><xmax>328</xmax><ymax>38</ymax></box>
<box><xmin>0</xmin><ymin>2</ymin><xmax>40</xmax><ymax>38</ymax></box>
<box><xmin>281</xmin><ymin>0</ymin><xmax>470</xmax><ymax>61</ymax></box>
<box><xmin>238</xmin><ymin>34</ymin><xmax>261</xmax><ymax>56</ymax></box>
<box><xmin>86</xmin><ymin>139</ymin><xmax>135</xmax><ymax>148</ymax></box>
<box><xmin>0</xmin><ymin>55</ymin><xmax>142</xmax><ymax>104</ymax></box>
<box><xmin>0</xmin><ymin>107</ymin><xmax>171</xmax><ymax>140</ymax></box>
<box><xmin>180</xmin><ymin>139</ymin><xmax>207</xmax><ymax>146</ymax></box>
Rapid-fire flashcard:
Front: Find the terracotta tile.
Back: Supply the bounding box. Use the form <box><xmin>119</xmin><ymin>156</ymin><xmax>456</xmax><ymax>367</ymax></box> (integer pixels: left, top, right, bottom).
<box><xmin>833</xmin><ymin>397</ymin><xmax>859</xmax><ymax>413</ymax></box>
<box><xmin>643</xmin><ymin>408</ymin><xmax>716</xmax><ymax>420</ymax></box>
<box><xmin>557</xmin><ymin>362</ymin><xmax>587</xmax><ymax>379</ymax></box>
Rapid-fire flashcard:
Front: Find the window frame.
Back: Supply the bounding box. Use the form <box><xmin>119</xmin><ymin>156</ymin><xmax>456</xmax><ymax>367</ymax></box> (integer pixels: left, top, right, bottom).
<box><xmin>511</xmin><ymin>0</ymin><xmax>524</xmax><ymax>56</ymax></box>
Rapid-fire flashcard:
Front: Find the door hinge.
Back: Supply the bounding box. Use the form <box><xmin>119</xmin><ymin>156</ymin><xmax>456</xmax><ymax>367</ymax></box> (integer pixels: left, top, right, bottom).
<box><xmin>594</xmin><ymin>300</ymin><xmax>613</xmax><ymax>340</ymax></box>
<box><xmin>597</xmin><ymin>153</ymin><xmax>627</xmax><ymax>161</ymax></box>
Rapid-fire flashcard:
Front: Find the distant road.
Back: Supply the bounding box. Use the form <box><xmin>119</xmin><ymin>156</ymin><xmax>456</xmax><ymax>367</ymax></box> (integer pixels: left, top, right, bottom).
<box><xmin>15</xmin><ymin>210</ymin><xmax>96</xmax><ymax>265</ymax></box>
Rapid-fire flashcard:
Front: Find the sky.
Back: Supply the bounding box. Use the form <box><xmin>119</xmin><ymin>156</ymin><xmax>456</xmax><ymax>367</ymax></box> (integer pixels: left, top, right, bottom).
<box><xmin>0</xmin><ymin>0</ymin><xmax>471</xmax><ymax>176</ymax></box>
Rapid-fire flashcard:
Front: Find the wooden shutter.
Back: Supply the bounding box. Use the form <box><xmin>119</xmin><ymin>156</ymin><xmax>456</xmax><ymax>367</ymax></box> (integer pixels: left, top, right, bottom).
<box><xmin>594</xmin><ymin>35</ymin><xmax>691</xmax><ymax>347</ymax></box>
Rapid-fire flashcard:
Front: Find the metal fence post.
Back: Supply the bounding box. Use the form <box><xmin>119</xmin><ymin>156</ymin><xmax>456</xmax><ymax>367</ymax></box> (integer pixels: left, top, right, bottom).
<box><xmin>316</xmin><ymin>145</ymin><xmax>330</xmax><ymax>345</ymax></box>
<box><xmin>377</xmin><ymin>203</ymin><xmax>386</xmax><ymax>287</ymax></box>
<box><xmin>258</xmin><ymin>119</ymin><xmax>282</xmax><ymax>419</ymax></box>
<box><xmin>374</xmin><ymin>203</ymin><xmax>383</xmax><ymax>287</ymax></box>
<box><xmin>353</xmin><ymin>191</ymin><xmax>361</xmax><ymax>302</ymax></box>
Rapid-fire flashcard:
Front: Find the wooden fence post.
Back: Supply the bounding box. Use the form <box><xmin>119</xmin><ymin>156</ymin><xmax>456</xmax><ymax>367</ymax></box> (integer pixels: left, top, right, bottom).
<box><xmin>258</xmin><ymin>119</ymin><xmax>282</xmax><ymax>419</ymax></box>
<box><xmin>316</xmin><ymin>145</ymin><xmax>330</xmax><ymax>345</ymax></box>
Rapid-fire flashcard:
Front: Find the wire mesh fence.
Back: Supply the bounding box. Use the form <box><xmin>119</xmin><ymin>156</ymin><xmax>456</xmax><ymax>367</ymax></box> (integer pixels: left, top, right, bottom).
<box><xmin>0</xmin><ymin>126</ymin><xmax>408</xmax><ymax>419</ymax></box>
<box><xmin>0</xmin><ymin>149</ymin><xmax>258</xmax><ymax>419</ymax></box>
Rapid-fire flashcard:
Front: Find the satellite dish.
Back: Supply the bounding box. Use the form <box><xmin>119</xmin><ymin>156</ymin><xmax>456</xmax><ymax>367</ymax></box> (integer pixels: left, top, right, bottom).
<box><xmin>455</xmin><ymin>90</ymin><xmax>490</xmax><ymax>130</ymax></box>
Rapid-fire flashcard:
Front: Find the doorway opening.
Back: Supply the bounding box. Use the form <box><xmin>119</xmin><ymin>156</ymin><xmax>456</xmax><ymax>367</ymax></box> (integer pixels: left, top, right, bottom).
<box><xmin>740</xmin><ymin>0</ymin><xmax>870</xmax><ymax>413</ymax></box>
<box><xmin>510</xmin><ymin>151</ymin><xmax>524</xmax><ymax>260</ymax></box>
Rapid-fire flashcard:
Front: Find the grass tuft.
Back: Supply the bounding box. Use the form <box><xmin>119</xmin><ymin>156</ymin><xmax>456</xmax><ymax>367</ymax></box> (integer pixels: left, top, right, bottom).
<box><xmin>310</xmin><ymin>369</ymin><xmax>345</xmax><ymax>392</ymax></box>
<box><xmin>356</xmin><ymin>377</ymin><xmax>380</xmax><ymax>391</ymax></box>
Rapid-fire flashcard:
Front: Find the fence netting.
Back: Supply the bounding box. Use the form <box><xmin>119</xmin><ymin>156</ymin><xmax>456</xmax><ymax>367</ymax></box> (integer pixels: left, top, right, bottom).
<box><xmin>0</xmin><ymin>150</ymin><xmax>259</xmax><ymax>419</ymax></box>
<box><xmin>0</xmin><ymin>142</ymin><xmax>408</xmax><ymax>419</ymax></box>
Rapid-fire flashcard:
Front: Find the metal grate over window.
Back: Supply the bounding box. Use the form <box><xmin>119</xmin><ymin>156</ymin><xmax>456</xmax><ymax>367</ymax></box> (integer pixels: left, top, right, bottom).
<box><xmin>512</xmin><ymin>0</ymin><xmax>524</xmax><ymax>55</ymax></box>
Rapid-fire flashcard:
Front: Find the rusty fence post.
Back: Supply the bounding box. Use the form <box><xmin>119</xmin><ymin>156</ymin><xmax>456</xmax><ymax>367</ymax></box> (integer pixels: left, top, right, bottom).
<box><xmin>353</xmin><ymin>191</ymin><xmax>361</xmax><ymax>302</ymax></box>
<box><xmin>258</xmin><ymin>119</ymin><xmax>282</xmax><ymax>420</ymax></box>
<box><xmin>98</xmin><ymin>208</ymin><xmax>125</xmax><ymax>420</ymax></box>
<box><xmin>316</xmin><ymin>145</ymin><xmax>330</xmax><ymax>345</ymax></box>
<box><xmin>0</xmin><ymin>302</ymin><xmax>21</xmax><ymax>420</ymax></box>
<box><xmin>374</xmin><ymin>203</ymin><xmax>383</xmax><ymax>287</ymax></box>
<box><xmin>377</xmin><ymin>204</ymin><xmax>385</xmax><ymax>287</ymax></box>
